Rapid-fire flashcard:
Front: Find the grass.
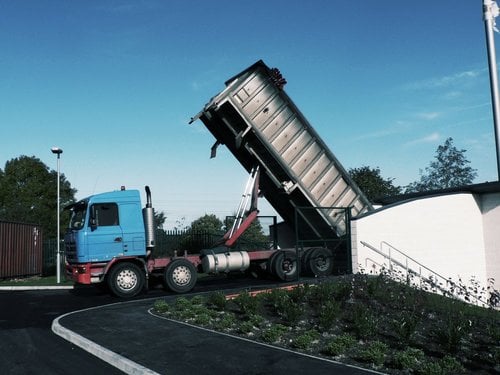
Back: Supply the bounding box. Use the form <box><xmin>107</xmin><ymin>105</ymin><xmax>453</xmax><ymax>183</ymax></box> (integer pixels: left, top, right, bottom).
<box><xmin>152</xmin><ymin>273</ymin><xmax>500</xmax><ymax>374</ymax></box>
<box><xmin>0</xmin><ymin>275</ymin><xmax>74</xmax><ymax>286</ymax></box>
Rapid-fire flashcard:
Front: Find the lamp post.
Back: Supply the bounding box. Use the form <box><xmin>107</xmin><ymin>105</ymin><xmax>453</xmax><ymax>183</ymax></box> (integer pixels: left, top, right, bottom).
<box><xmin>51</xmin><ymin>147</ymin><xmax>63</xmax><ymax>283</ymax></box>
<box><xmin>483</xmin><ymin>0</ymin><xmax>500</xmax><ymax>180</ymax></box>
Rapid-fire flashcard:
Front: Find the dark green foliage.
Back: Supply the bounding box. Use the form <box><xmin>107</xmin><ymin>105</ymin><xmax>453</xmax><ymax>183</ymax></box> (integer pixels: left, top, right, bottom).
<box><xmin>207</xmin><ymin>291</ymin><xmax>227</xmax><ymax>311</ymax></box>
<box><xmin>291</xmin><ymin>329</ymin><xmax>319</xmax><ymax>350</ymax></box>
<box><xmin>323</xmin><ymin>333</ymin><xmax>356</xmax><ymax>356</ymax></box>
<box><xmin>392</xmin><ymin>347</ymin><xmax>425</xmax><ymax>371</ymax></box>
<box><xmin>348</xmin><ymin>165</ymin><xmax>402</xmax><ymax>202</ymax></box>
<box><xmin>405</xmin><ymin>137</ymin><xmax>477</xmax><ymax>192</ymax></box>
<box><xmin>348</xmin><ymin>304</ymin><xmax>379</xmax><ymax>339</ymax></box>
<box><xmin>0</xmin><ymin>155</ymin><xmax>76</xmax><ymax>238</ymax></box>
<box><xmin>233</xmin><ymin>291</ymin><xmax>259</xmax><ymax>316</ymax></box>
<box><xmin>318</xmin><ymin>299</ymin><xmax>341</xmax><ymax>330</ymax></box>
<box><xmin>356</xmin><ymin>341</ymin><xmax>388</xmax><ymax>366</ymax></box>
<box><xmin>261</xmin><ymin>323</ymin><xmax>288</xmax><ymax>343</ymax></box>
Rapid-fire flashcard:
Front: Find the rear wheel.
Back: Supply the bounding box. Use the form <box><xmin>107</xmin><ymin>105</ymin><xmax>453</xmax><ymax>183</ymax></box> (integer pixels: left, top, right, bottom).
<box><xmin>307</xmin><ymin>247</ymin><xmax>333</xmax><ymax>277</ymax></box>
<box><xmin>271</xmin><ymin>250</ymin><xmax>298</xmax><ymax>281</ymax></box>
<box><xmin>163</xmin><ymin>259</ymin><xmax>197</xmax><ymax>293</ymax></box>
<box><xmin>107</xmin><ymin>262</ymin><xmax>145</xmax><ymax>298</ymax></box>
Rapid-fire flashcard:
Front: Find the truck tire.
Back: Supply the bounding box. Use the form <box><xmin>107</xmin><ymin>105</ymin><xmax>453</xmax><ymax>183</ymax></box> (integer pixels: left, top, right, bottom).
<box><xmin>306</xmin><ymin>247</ymin><xmax>333</xmax><ymax>277</ymax></box>
<box><xmin>163</xmin><ymin>259</ymin><xmax>197</xmax><ymax>293</ymax></box>
<box><xmin>107</xmin><ymin>262</ymin><xmax>145</xmax><ymax>298</ymax></box>
<box><xmin>272</xmin><ymin>250</ymin><xmax>298</xmax><ymax>281</ymax></box>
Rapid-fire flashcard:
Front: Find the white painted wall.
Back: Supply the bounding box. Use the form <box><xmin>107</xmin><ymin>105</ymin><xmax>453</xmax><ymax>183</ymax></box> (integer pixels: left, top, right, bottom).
<box><xmin>351</xmin><ymin>193</ymin><xmax>490</xmax><ymax>296</ymax></box>
<box><xmin>480</xmin><ymin>193</ymin><xmax>500</xmax><ymax>290</ymax></box>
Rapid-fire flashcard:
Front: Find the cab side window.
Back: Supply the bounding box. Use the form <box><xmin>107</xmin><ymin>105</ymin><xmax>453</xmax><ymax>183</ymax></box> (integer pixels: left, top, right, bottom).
<box><xmin>91</xmin><ymin>203</ymin><xmax>119</xmax><ymax>226</ymax></box>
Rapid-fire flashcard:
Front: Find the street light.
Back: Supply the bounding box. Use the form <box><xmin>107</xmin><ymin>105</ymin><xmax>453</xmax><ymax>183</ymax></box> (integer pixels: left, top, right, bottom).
<box><xmin>483</xmin><ymin>0</ymin><xmax>500</xmax><ymax>180</ymax></box>
<box><xmin>51</xmin><ymin>147</ymin><xmax>63</xmax><ymax>283</ymax></box>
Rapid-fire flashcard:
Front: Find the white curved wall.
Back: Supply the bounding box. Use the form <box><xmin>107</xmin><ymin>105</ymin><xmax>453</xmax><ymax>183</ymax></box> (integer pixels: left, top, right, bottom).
<box><xmin>351</xmin><ymin>193</ymin><xmax>491</xmax><ymax>291</ymax></box>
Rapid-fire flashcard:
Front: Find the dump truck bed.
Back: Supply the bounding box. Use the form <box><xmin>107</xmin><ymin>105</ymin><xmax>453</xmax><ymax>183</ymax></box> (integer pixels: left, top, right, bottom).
<box><xmin>193</xmin><ymin>60</ymin><xmax>372</xmax><ymax>238</ymax></box>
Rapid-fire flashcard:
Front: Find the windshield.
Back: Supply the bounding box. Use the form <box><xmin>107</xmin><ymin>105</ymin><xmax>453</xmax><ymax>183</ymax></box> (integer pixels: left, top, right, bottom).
<box><xmin>69</xmin><ymin>201</ymin><xmax>88</xmax><ymax>230</ymax></box>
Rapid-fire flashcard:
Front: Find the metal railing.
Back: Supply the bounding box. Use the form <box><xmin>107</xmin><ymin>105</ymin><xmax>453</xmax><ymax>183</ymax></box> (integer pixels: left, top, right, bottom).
<box><xmin>360</xmin><ymin>240</ymin><xmax>490</xmax><ymax>307</ymax></box>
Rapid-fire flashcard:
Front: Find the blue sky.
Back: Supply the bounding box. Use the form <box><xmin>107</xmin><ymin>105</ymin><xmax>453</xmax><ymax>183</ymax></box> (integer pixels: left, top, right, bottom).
<box><xmin>0</xmin><ymin>1</ymin><xmax>497</xmax><ymax>228</ymax></box>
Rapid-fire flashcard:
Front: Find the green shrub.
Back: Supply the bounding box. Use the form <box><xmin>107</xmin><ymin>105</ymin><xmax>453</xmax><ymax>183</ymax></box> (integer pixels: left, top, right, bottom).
<box><xmin>323</xmin><ymin>333</ymin><xmax>357</xmax><ymax>356</ymax></box>
<box><xmin>213</xmin><ymin>312</ymin><xmax>236</xmax><ymax>330</ymax></box>
<box><xmin>175</xmin><ymin>296</ymin><xmax>192</xmax><ymax>310</ymax></box>
<box><xmin>153</xmin><ymin>299</ymin><xmax>170</xmax><ymax>313</ymax></box>
<box><xmin>318</xmin><ymin>299</ymin><xmax>341</xmax><ymax>330</ymax></box>
<box><xmin>357</xmin><ymin>341</ymin><xmax>388</xmax><ymax>366</ymax></box>
<box><xmin>288</xmin><ymin>284</ymin><xmax>309</xmax><ymax>303</ymax></box>
<box><xmin>348</xmin><ymin>304</ymin><xmax>378</xmax><ymax>339</ymax></box>
<box><xmin>234</xmin><ymin>291</ymin><xmax>259</xmax><ymax>316</ymax></box>
<box><xmin>280</xmin><ymin>302</ymin><xmax>304</xmax><ymax>326</ymax></box>
<box><xmin>393</xmin><ymin>347</ymin><xmax>425</xmax><ymax>371</ymax></box>
<box><xmin>439</xmin><ymin>355</ymin><xmax>464</xmax><ymax>374</ymax></box>
<box><xmin>239</xmin><ymin>320</ymin><xmax>255</xmax><ymax>334</ymax></box>
<box><xmin>261</xmin><ymin>324</ymin><xmax>288</xmax><ymax>343</ymax></box>
<box><xmin>291</xmin><ymin>329</ymin><xmax>320</xmax><ymax>350</ymax></box>
<box><xmin>266</xmin><ymin>288</ymin><xmax>290</xmax><ymax>314</ymax></box>
<box><xmin>392</xmin><ymin>311</ymin><xmax>421</xmax><ymax>343</ymax></box>
<box><xmin>433</xmin><ymin>309</ymin><xmax>471</xmax><ymax>354</ymax></box>
<box><xmin>247</xmin><ymin>313</ymin><xmax>265</xmax><ymax>328</ymax></box>
<box><xmin>191</xmin><ymin>295</ymin><xmax>206</xmax><ymax>305</ymax></box>
<box><xmin>194</xmin><ymin>312</ymin><xmax>211</xmax><ymax>326</ymax></box>
<box><xmin>207</xmin><ymin>291</ymin><xmax>227</xmax><ymax>311</ymax></box>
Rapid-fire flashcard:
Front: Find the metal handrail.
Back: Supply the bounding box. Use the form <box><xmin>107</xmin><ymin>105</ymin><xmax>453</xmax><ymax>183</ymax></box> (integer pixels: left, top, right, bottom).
<box><xmin>360</xmin><ymin>240</ymin><xmax>488</xmax><ymax>306</ymax></box>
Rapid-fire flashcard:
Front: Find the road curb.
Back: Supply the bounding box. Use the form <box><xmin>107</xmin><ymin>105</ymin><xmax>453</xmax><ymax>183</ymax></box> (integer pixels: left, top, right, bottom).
<box><xmin>0</xmin><ymin>286</ymin><xmax>75</xmax><ymax>291</ymax></box>
<box><xmin>52</xmin><ymin>305</ymin><xmax>160</xmax><ymax>375</ymax></box>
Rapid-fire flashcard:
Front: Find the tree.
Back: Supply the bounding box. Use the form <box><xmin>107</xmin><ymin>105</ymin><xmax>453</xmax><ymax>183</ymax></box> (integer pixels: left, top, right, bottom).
<box><xmin>405</xmin><ymin>137</ymin><xmax>477</xmax><ymax>193</ymax></box>
<box><xmin>189</xmin><ymin>214</ymin><xmax>224</xmax><ymax>234</ymax></box>
<box><xmin>154</xmin><ymin>211</ymin><xmax>166</xmax><ymax>230</ymax></box>
<box><xmin>224</xmin><ymin>215</ymin><xmax>270</xmax><ymax>250</ymax></box>
<box><xmin>0</xmin><ymin>155</ymin><xmax>76</xmax><ymax>238</ymax></box>
<box><xmin>348</xmin><ymin>166</ymin><xmax>402</xmax><ymax>202</ymax></box>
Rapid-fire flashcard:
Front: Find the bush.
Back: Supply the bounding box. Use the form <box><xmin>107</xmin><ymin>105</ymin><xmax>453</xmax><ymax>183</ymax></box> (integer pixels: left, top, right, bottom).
<box><xmin>261</xmin><ymin>324</ymin><xmax>288</xmax><ymax>343</ymax></box>
<box><xmin>207</xmin><ymin>291</ymin><xmax>227</xmax><ymax>311</ymax></box>
<box><xmin>213</xmin><ymin>312</ymin><xmax>236</xmax><ymax>331</ymax></box>
<box><xmin>356</xmin><ymin>341</ymin><xmax>388</xmax><ymax>367</ymax></box>
<box><xmin>318</xmin><ymin>299</ymin><xmax>341</xmax><ymax>330</ymax></box>
<box><xmin>153</xmin><ymin>299</ymin><xmax>170</xmax><ymax>313</ymax></box>
<box><xmin>393</xmin><ymin>347</ymin><xmax>425</xmax><ymax>371</ymax></box>
<box><xmin>323</xmin><ymin>333</ymin><xmax>357</xmax><ymax>356</ymax></box>
<box><xmin>291</xmin><ymin>330</ymin><xmax>319</xmax><ymax>350</ymax></box>
<box><xmin>234</xmin><ymin>291</ymin><xmax>259</xmax><ymax>316</ymax></box>
<box><xmin>348</xmin><ymin>304</ymin><xmax>378</xmax><ymax>339</ymax></box>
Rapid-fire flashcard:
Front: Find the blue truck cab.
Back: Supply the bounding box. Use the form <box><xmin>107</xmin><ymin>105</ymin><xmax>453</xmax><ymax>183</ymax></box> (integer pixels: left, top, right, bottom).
<box><xmin>65</xmin><ymin>189</ymin><xmax>146</xmax><ymax>263</ymax></box>
<box><xmin>65</xmin><ymin>187</ymin><xmax>156</xmax><ymax>297</ymax></box>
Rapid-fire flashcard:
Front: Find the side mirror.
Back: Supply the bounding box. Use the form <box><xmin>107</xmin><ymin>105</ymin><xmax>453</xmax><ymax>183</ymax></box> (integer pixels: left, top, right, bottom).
<box><xmin>90</xmin><ymin>206</ymin><xmax>97</xmax><ymax>231</ymax></box>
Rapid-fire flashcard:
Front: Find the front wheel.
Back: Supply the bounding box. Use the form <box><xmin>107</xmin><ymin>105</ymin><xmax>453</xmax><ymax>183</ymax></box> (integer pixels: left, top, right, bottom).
<box><xmin>163</xmin><ymin>259</ymin><xmax>197</xmax><ymax>293</ymax></box>
<box><xmin>107</xmin><ymin>262</ymin><xmax>145</xmax><ymax>298</ymax></box>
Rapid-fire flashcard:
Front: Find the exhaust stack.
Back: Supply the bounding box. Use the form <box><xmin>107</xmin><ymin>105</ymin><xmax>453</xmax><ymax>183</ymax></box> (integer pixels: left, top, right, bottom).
<box><xmin>143</xmin><ymin>186</ymin><xmax>155</xmax><ymax>255</ymax></box>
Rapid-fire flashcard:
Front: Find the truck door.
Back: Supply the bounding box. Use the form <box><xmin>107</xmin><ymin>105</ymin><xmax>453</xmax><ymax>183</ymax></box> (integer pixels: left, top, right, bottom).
<box><xmin>87</xmin><ymin>202</ymin><xmax>124</xmax><ymax>261</ymax></box>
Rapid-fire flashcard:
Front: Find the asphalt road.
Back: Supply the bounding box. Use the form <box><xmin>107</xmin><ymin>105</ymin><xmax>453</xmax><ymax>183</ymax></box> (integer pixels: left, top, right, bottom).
<box><xmin>0</xmin><ymin>275</ymin><xmax>379</xmax><ymax>375</ymax></box>
<box><xmin>0</xmin><ymin>275</ymin><xmax>281</xmax><ymax>374</ymax></box>
<box><xmin>0</xmin><ymin>286</ymin><xmax>126</xmax><ymax>374</ymax></box>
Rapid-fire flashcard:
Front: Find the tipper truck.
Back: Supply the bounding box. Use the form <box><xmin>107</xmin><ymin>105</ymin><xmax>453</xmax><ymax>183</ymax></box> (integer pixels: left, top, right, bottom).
<box><xmin>64</xmin><ymin>60</ymin><xmax>372</xmax><ymax>298</ymax></box>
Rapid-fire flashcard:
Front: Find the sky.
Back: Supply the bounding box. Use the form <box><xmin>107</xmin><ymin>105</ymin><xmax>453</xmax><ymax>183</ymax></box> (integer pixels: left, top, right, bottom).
<box><xmin>0</xmin><ymin>0</ymin><xmax>498</xmax><ymax>229</ymax></box>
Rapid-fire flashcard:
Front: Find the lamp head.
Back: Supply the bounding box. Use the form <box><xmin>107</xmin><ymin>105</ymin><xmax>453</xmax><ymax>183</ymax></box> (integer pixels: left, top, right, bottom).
<box><xmin>51</xmin><ymin>147</ymin><xmax>63</xmax><ymax>155</ymax></box>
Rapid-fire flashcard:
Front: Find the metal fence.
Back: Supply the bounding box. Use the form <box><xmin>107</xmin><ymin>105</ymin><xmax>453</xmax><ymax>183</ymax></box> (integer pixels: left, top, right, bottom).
<box><xmin>35</xmin><ymin>229</ymin><xmax>271</xmax><ymax>277</ymax></box>
<box><xmin>0</xmin><ymin>221</ymin><xmax>43</xmax><ymax>279</ymax></box>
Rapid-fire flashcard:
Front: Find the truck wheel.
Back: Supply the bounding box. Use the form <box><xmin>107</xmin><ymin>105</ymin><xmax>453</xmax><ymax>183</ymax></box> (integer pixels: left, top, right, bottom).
<box><xmin>272</xmin><ymin>250</ymin><xmax>297</xmax><ymax>281</ymax></box>
<box><xmin>108</xmin><ymin>262</ymin><xmax>145</xmax><ymax>298</ymax></box>
<box><xmin>163</xmin><ymin>259</ymin><xmax>197</xmax><ymax>293</ymax></box>
<box><xmin>307</xmin><ymin>247</ymin><xmax>333</xmax><ymax>277</ymax></box>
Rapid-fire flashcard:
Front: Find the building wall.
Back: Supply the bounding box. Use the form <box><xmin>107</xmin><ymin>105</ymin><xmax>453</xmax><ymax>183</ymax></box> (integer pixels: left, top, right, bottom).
<box><xmin>480</xmin><ymin>192</ymin><xmax>500</xmax><ymax>290</ymax></box>
<box><xmin>351</xmin><ymin>193</ymin><xmax>489</xmax><ymax>291</ymax></box>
